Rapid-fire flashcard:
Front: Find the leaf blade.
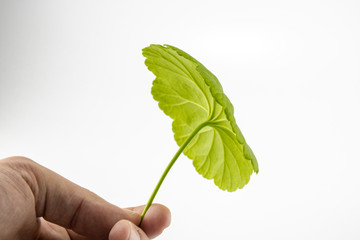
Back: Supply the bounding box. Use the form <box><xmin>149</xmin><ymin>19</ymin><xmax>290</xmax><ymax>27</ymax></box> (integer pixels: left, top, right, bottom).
<box><xmin>143</xmin><ymin>44</ymin><xmax>258</xmax><ymax>191</ymax></box>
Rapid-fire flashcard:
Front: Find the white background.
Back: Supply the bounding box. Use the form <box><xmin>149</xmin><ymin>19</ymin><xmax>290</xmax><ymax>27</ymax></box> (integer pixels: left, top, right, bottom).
<box><xmin>1</xmin><ymin>0</ymin><xmax>360</xmax><ymax>239</ymax></box>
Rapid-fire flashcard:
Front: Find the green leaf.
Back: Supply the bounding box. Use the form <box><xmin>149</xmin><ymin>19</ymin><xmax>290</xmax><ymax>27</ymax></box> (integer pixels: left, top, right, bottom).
<box><xmin>143</xmin><ymin>44</ymin><xmax>258</xmax><ymax>191</ymax></box>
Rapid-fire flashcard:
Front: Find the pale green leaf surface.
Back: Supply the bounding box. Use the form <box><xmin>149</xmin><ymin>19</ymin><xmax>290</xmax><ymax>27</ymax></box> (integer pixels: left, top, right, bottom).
<box><xmin>143</xmin><ymin>44</ymin><xmax>258</xmax><ymax>191</ymax></box>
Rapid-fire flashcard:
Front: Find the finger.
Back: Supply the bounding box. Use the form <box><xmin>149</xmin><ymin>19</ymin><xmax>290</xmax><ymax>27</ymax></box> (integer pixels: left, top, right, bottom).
<box><xmin>36</xmin><ymin>218</ymin><xmax>70</xmax><ymax>240</ymax></box>
<box><xmin>4</xmin><ymin>157</ymin><xmax>140</xmax><ymax>239</ymax></box>
<box><xmin>37</xmin><ymin>218</ymin><xmax>95</xmax><ymax>240</ymax></box>
<box><xmin>66</xmin><ymin>230</ymin><xmax>89</xmax><ymax>240</ymax></box>
<box><xmin>109</xmin><ymin>220</ymin><xmax>149</xmax><ymax>240</ymax></box>
<box><xmin>126</xmin><ymin>204</ymin><xmax>171</xmax><ymax>239</ymax></box>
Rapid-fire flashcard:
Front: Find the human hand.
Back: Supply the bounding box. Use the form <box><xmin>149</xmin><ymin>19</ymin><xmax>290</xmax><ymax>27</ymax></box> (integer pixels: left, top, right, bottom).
<box><xmin>0</xmin><ymin>156</ymin><xmax>171</xmax><ymax>240</ymax></box>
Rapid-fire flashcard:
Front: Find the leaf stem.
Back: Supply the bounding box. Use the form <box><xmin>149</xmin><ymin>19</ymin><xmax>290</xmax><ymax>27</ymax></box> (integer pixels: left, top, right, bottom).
<box><xmin>139</xmin><ymin>121</ymin><xmax>209</xmax><ymax>226</ymax></box>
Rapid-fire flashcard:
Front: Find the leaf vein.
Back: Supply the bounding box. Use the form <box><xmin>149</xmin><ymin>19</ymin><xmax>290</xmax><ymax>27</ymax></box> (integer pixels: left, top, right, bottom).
<box><xmin>160</xmin><ymin>93</ymin><xmax>208</xmax><ymax>113</ymax></box>
<box><xmin>165</xmin><ymin>48</ymin><xmax>212</xmax><ymax>113</ymax></box>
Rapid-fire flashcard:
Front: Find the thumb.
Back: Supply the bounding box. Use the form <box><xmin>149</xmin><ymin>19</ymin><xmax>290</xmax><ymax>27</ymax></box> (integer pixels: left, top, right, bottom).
<box><xmin>109</xmin><ymin>220</ymin><xmax>149</xmax><ymax>240</ymax></box>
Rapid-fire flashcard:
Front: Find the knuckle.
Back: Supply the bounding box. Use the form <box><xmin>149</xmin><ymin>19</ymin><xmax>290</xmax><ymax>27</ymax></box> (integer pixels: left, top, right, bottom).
<box><xmin>1</xmin><ymin>156</ymin><xmax>35</xmax><ymax>169</ymax></box>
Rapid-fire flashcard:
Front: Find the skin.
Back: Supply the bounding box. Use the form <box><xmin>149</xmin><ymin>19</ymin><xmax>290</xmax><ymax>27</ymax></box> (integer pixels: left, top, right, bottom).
<box><xmin>0</xmin><ymin>156</ymin><xmax>171</xmax><ymax>240</ymax></box>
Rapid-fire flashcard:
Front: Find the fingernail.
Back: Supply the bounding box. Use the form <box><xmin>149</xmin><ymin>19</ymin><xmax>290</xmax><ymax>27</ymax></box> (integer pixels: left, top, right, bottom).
<box><xmin>129</xmin><ymin>224</ymin><xmax>140</xmax><ymax>240</ymax></box>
